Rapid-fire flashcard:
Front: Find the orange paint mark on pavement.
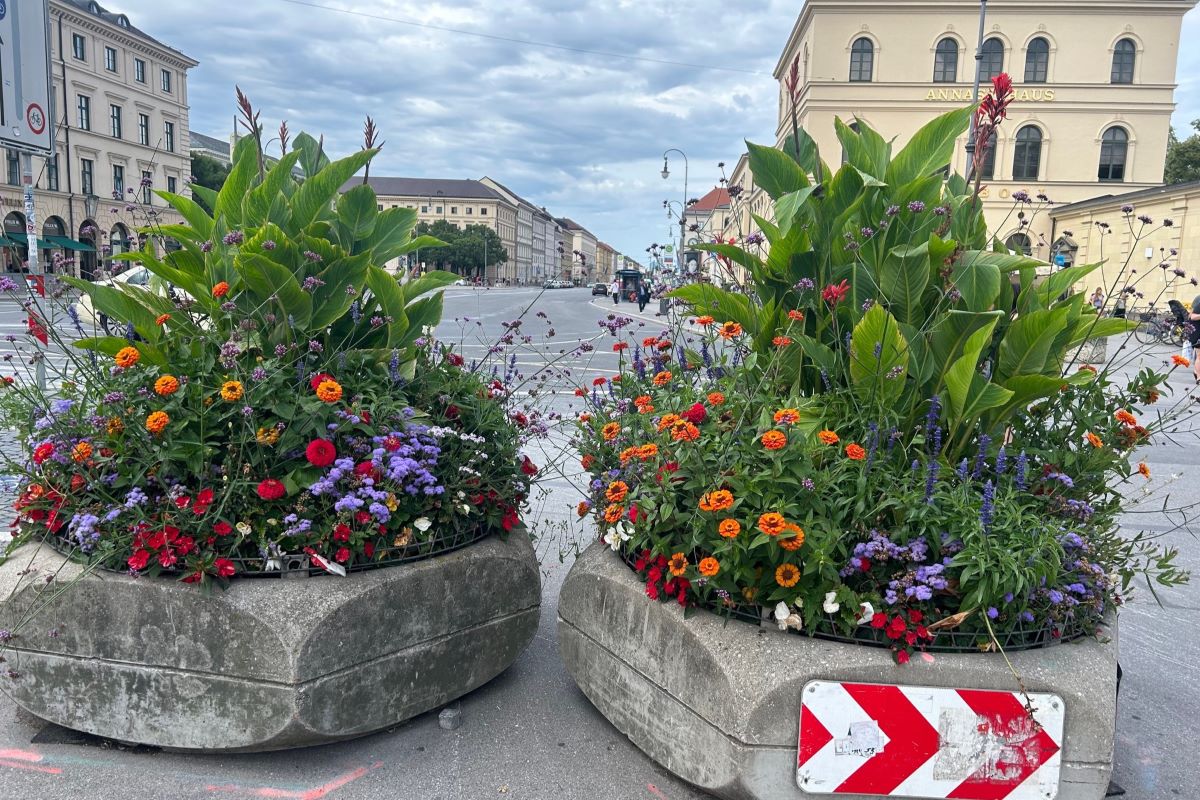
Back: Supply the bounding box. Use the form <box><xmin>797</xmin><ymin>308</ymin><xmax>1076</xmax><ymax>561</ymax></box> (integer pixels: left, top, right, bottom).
<box><xmin>206</xmin><ymin>762</ymin><xmax>384</xmax><ymax>799</ymax></box>
<box><xmin>0</xmin><ymin>748</ymin><xmax>63</xmax><ymax>774</ymax></box>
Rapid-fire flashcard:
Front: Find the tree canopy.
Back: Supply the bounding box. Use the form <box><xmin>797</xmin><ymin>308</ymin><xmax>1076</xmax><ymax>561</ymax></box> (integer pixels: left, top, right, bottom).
<box><xmin>190</xmin><ymin>153</ymin><xmax>232</xmax><ymax>211</ymax></box>
<box><xmin>415</xmin><ymin>220</ymin><xmax>507</xmax><ymax>278</ymax></box>
<box><xmin>1165</xmin><ymin>120</ymin><xmax>1200</xmax><ymax>185</ymax></box>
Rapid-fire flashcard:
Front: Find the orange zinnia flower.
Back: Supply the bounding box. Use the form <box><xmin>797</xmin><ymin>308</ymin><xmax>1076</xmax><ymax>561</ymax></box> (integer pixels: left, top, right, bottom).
<box><xmin>638</xmin><ymin>403</ymin><xmax>656</xmax><ymax>414</ymax></box>
<box><xmin>757</xmin><ymin>512</ymin><xmax>788</xmax><ymax>536</ymax></box>
<box><xmin>579</xmin><ymin>413</ymin><xmax>592</xmax><ymax>423</ymax></box>
<box><xmin>718</xmin><ymin>519</ymin><xmax>740</xmax><ymax>538</ymax></box>
<box><xmin>671</xmin><ymin>420</ymin><xmax>701</xmax><ymax>442</ymax></box>
<box><xmin>619</xmin><ymin>446</ymin><xmax>638</xmax><ymax>463</ymax></box>
<box><xmin>718</xmin><ymin>321</ymin><xmax>743</xmax><ymax>339</ymax></box>
<box><xmin>1137</xmin><ymin>461</ymin><xmax>1151</xmax><ymax>479</ymax></box>
<box><xmin>818</xmin><ymin>429</ymin><xmax>839</xmax><ymax>445</ymax></box>
<box><xmin>779</xmin><ymin>532</ymin><xmax>805</xmax><ymax>551</ymax></box>
<box><xmin>698</xmin><ymin>557</ymin><xmax>720</xmax><ymax>577</ymax></box>
<box><xmin>658</xmin><ymin>413</ymin><xmax>682</xmax><ymax>432</ymax></box>
<box><xmin>774</xmin><ymin>408</ymin><xmax>801</xmax><ymax>425</ymax></box>
<box><xmin>634</xmin><ymin>395</ymin><xmax>652</xmax><ymax>407</ymax></box>
<box><xmin>787</xmin><ymin>310</ymin><xmax>805</xmax><ymax>322</ymax></box>
<box><xmin>212</xmin><ymin>281</ymin><xmax>230</xmax><ymax>298</ymax></box>
<box><xmin>1172</xmin><ymin>354</ymin><xmax>1191</xmax><ymax>368</ymax></box>
<box><xmin>668</xmin><ymin>552</ymin><xmax>689</xmax><ymax>577</ymax></box>
<box><xmin>603</xmin><ymin>504</ymin><xmax>625</xmax><ymax>524</ymax></box>
<box><xmin>155</xmin><ymin>314</ymin><xmax>171</xmax><ymax>326</ymax></box>
<box><xmin>643</xmin><ymin>337</ymin><xmax>660</xmax><ymax>347</ymax></box>
<box><xmin>72</xmin><ymin>441</ymin><xmax>93</xmax><ymax>463</ymax></box>
<box><xmin>581</xmin><ymin>454</ymin><xmax>595</xmax><ymax>469</ymax></box>
<box><xmin>1086</xmin><ymin>431</ymin><xmax>1103</xmax><ymax>448</ymax></box>
<box><xmin>653</xmin><ymin>371</ymin><xmax>673</xmax><ymax>386</ymax></box>
<box><xmin>637</xmin><ymin>443</ymin><xmax>659</xmax><ymax>460</ymax></box>
<box><xmin>699</xmin><ymin>490</ymin><xmax>734</xmax><ymax>512</ymax></box>
<box><xmin>761</xmin><ymin>430</ymin><xmax>787</xmax><ymax>450</ymax></box>
<box><xmin>696</xmin><ymin>315</ymin><xmax>715</xmax><ymax>326</ymax></box>
<box><xmin>775</xmin><ymin>563</ymin><xmax>801</xmax><ymax>588</ymax></box>
<box><xmin>576</xmin><ymin>501</ymin><xmax>590</xmax><ymax>518</ymax></box>
<box><xmin>106</xmin><ymin>417</ymin><xmax>124</xmax><ymax>436</ymax></box>
<box><xmin>114</xmin><ymin>346</ymin><xmax>140</xmax><ymax>369</ymax></box>
<box><xmin>707</xmin><ymin>392</ymin><xmax>725</xmax><ymax>406</ymax></box>
<box><xmin>845</xmin><ymin>443</ymin><xmax>866</xmax><ymax>460</ymax></box>
<box><xmin>220</xmin><ymin>380</ymin><xmax>244</xmax><ymax>402</ymax></box>
<box><xmin>1115</xmin><ymin>410</ymin><xmax>1138</xmax><ymax>427</ymax></box>
<box><xmin>154</xmin><ymin>375</ymin><xmax>179</xmax><ymax>396</ymax></box>
<box><xmin>602</xmin><ymin>422</ymin><xmax>621</xmax><ymax>442</ymax></box>
<box><xmin>315</xmin><ymin>379</ymin><xmax>343</xmax><ymax>403</ymax></box>
<box><xmin>606</xmin><ymin>481</ymin><xmax>629</xmax><ymax>503</ymax></box>
<box><xmin>773</xmin><ymin>336</ymin><xmax>793</xmax><ymax>347</ymax></box>
<box><xmin>145</xmin><ymin>411</ymin><xmax>169</xmax><ymax>434</ymax></box>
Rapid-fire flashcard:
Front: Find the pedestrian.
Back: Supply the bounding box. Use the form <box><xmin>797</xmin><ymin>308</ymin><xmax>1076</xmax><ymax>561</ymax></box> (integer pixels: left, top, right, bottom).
<box><xmin>1188</xmin><ymin>291</ymin><xmax>1200</xmax><ymax>382</ymax></box>
<box><xmin>1113</xmin><ymin>291</ymin><xmax>1126</xmax><ymax>319</ymax></box>
<box><xmin>610</xmin><ymin>278</ymin><xmax>620</xmax><ymax>305</ymax></box>
<box><xmin>1090</xmin><ymin>287</ymin><xmax>1105</xmax><ymax>313</ymax></box>
<box><xmin>637</xmin><ymin>282</ymin><xmax>651</xmax><ymax>312</ymax></box>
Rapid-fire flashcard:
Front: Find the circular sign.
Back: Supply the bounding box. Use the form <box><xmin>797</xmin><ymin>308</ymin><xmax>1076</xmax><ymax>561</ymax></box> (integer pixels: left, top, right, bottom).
<box><xmin>0</xmin><ymin>2</ymin><xmax>7</xmax><ymax>21</ymax></box>
<box><xmin>26</xmin><ymin>104</ymin><xmax>45</xmax><ymax>136</ymax></box>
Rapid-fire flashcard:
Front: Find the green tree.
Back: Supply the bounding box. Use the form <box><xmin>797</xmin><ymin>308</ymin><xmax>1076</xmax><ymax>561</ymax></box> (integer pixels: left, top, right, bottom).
<box><xmin>189</xmin><ymin>153</ymin><xmax>232</xmax><ymax>211</ymax></box>
<box><xmin>415</xmin><ymin>220</ymin><xmax>462</xmax><ymax>270</ymax></box>
<box><xmin>1165</xmin><ymin>120</ymin><xmax>1200</xmax><ymax>185</ymax></box>
<box><xmin>414</xmin><ymin>221</ymin><xmax>507</xmax><ymax>278</ymax></box>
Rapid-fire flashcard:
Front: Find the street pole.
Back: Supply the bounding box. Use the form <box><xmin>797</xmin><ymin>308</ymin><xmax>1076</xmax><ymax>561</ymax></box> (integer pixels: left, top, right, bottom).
<box><xmin>965</xmin><ymin>0</ymin><xmax>988</xmax><ymax>174</ymax></box>
<box><xmin>662</xmin><ymin>148</ymin><xmax>688</xmax><ymax>282</ymax></box>
<box><xmin>23</xmin><ymin>153</ymin><xmax>46</xmax><ymax>391</ymax></box>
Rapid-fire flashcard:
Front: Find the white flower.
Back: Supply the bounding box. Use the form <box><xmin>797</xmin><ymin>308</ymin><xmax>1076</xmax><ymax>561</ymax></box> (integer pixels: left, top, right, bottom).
<box><xmin>602</xmin><ymin>523</ymin><xmax>631</xmax><ymax>551</ymax></box>
<box><xmin>775</xmin><ymin>601</ymin><xmax>803</xmax><ymax>632</ymax></box>
<box><xmin>857</xmin><ymin>601</ymin><xmax>875</xmax><ymax>626</ymax></box>
<box><xmin>460</xmin><ymin>504</ymin><xmax>471</xmax><ymax>515</ymax></box>
<box><xmin>265</xmin><ymin>558</ymin><xmax>281</xmax><ymax>571</ymax></box>
<box><xmin>235</xmin><ymin>521</ymin><xmax>251</xmax><ymax>536</ymax></box>
<box><xmin>822</xmin><ymin>591</ymin><xmax>840</xmax><ymax>615</ymax></box>
<box><xmin>413</xmin><ymin>517</ymin><xmax>432</xmax><ymax>532</ymax></box>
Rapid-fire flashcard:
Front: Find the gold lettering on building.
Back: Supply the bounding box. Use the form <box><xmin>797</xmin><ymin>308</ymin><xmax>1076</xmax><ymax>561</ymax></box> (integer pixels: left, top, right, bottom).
<box><xmin>924</xmin><ymin>87</ymin><xmax>1054</xmax><ymax>102</ymax></box>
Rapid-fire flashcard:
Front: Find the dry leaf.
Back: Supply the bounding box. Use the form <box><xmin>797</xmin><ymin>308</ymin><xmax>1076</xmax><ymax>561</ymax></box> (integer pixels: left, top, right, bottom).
<box><xmin>927</xmin><ymin>608</ymin><xmax>976</xmax><ymax>632</ymax></box>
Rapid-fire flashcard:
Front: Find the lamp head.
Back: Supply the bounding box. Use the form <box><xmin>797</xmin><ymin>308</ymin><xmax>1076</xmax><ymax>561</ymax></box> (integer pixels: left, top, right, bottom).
<box><xmin>661</xmin><ymin>157</ymin><xmax>669</xmax><ymax>180</ymax></box>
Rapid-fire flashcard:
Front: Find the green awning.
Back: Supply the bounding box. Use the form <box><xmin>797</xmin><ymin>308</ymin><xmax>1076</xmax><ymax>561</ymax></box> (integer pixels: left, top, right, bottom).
<box><xmin>0</xmin><ymin>235</ymin><xmax>17</xmax><ymax>248</ymax></box>
<box><xmin>5</xmin><ymin>232</ymin><xmax>26</xmax><ymax>244</ymax></box>
<box><xmin>45</xmin><ymin>235</ymin><xmax>95</xmax><ymax>252</ymax></box>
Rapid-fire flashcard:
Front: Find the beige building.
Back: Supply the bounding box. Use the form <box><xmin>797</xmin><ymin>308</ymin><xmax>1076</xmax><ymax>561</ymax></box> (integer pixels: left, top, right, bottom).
<box><xmin>558</xmin><ymin>218</ymin><xmax>597</xmax><ymax>284</ymax></box>
<box><xmin>595</xmin><ymin>241</ymin><xmax>615</xmax><ymax>283</ymax></box>
<box><xmin>351</xmin><ymin>177</ymin><xmax>517</xmax><ymax>282</ymax></box>
<box><xmin>189</xmin><ymin>130</ymin><xmax>230</xmax><ymax>166</ymax></box>
<box><xmin>480</xmin><ymin>177</ymin><xmax>536</xmax><ymax>285</ymax></box>
<box><xmin>2</xmin><ymin>0</ymin><xmax>195</xmax><ymax>279</ymax></box>
<box><xmin>773</xmin><ymin>0</ymin><xmax>1196</xmax><ymax>258</ymax></box>
<box><xmin>1048</xmin><ymin>181</ymin><xmax>1200</xmax><ymax>305</ymax></box>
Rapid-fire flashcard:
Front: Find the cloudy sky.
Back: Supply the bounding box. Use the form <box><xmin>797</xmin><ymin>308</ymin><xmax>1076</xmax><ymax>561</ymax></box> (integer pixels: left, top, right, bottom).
<box><xmin>115</xmin><ymin>0</ymin><xmax>1200</xmax><ymax>263</ymax></box>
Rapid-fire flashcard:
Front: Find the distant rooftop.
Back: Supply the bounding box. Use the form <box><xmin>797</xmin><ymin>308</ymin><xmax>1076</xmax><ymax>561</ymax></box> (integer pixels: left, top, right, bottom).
<box><xmin>189</xmin><ymin>131</ymin><xmax>229</xmax><ymax>158</ymax></box>
<box><xmin>690</xmin><ymin>188</ymin><xmax>731</xmax><ymax>212</ymax></box>
<box><xmin>344</xmin><ymin>177</ymin><xmax>506</xmax><ymax>201</ymax></box>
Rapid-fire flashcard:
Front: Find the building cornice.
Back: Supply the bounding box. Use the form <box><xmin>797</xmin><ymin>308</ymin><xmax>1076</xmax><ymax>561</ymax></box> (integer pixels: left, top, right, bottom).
<box><xmin>52</xmin><ymin>3</ymin><xmax>198</xmax><ymax>70</ymax></box>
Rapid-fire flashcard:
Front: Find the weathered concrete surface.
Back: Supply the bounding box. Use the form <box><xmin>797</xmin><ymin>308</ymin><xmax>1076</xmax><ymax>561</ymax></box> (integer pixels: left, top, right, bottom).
<box><xmin>558</xmin><ymin>542</ymin><xmax>1118</xmax><ymax>800</ymax></box>
<box><xmin>0</xmin><ymin>533</ymin><xmax>540</xmax><ymax>752</ymax></box>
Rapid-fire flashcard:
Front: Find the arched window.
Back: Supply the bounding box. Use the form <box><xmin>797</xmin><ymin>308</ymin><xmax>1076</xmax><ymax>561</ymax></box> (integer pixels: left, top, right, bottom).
<box><xmin>849</xmin><ymin>38</ymin><xmax>874</xmax><ymax>82</ymax></box>
<box><xmin>1111</xmin><ymin>39</ymin><xmax>1136</xmax><ymax>84</ymax></box>
<box><xmin>980</xmin><ymin>38</ymin><xmax>1004</xmax><ymax>80</ymax></box>
<box><xmin>1005</xmin><ymin>233</ymin><xmax>1033</xmax><ymax>256</ymax></box>
<box><xmin>1098</xmin><ymin>127</ymin><xmax>1129</xmax><ymax>182</ymax></box>
<box><xmin>978</xmin><ymin>131</ymin><xmax>998</xmax><ymax>180</ymax></box>
<box><xmin>1012</xmin><ymin>125</ymin><xmax>1043</xmax><ymax>180</ymax></box>
<box><xmin>1025</xmin><ymin>37</ymin><xmax>1049</xmax><ymax>83</ymax></box>
<box><xmin>934</xmin><ymin>38</ymin><xmax>958</xmax><ymax>83</ymax></box>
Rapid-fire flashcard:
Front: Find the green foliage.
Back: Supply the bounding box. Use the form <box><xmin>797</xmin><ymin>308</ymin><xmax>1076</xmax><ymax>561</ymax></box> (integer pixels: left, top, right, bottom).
<box><xmin>189</xmin><ymin>153</ymin><xmax>232</xmax><ymax>212</ymax></box>
<box><xmin>414</xmin><ymin>220</ymin><xmax>508</xmax><ymax>277</ymax></box>
<box><xmin>1165</xmin><ymin>120</ymin><xmax>1200</xmax><ymax>185</ymax></box>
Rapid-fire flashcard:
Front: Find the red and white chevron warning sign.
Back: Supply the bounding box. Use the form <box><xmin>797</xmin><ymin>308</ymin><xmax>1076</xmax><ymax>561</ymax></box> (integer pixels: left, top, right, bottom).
<box><xmin>797</xmin><ymin>681</ymin><xmax>1064</xmax><ymax>799</ymax></box>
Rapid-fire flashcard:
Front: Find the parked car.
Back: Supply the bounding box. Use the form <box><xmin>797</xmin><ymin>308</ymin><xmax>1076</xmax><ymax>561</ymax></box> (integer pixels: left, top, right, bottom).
<box><xmin>74</xmin><ymin>266</ymin><xmax>154</xmax><ymax>333</ymax></box>
<box><xmin>591</xmin><ymin>282</ymin><xmax>608</xmax><ymax>296</ymax></box>
<box><xmin>452</xmin><ymin>279</ymin><xmax>467</xmax><ymax>286</ymax></box>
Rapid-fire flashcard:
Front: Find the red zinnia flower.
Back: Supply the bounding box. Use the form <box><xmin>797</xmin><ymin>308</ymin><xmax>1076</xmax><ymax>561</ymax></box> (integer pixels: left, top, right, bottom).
<box><xmin>214</xmin><ymin>558</ymin><xmax>236</xmax><ymax>578</ymax></box>
<box><xmin>333</xmin><ymin>523</ymin><xmax>351</xmax><ymax>543</ymax></box>
<box><xmin>256</xmin><ymin>478</ymin><xmax>286</xmax><ymax>501</ymax></box>
<box><xmin>213</xmin><ymin>521</ymin><xmax>233</xmax><ymax>536</ymax></box>
<box><xmin>306</xmin><ymin>438</ymin><xmax>338</xmax><ymax>467</ymax></box>
<box><xmin>309</xmin><ymin>372</ymin><xmax>335</xmax><ymax>391</ymax></box>
<box><xmin>32</xmin><ymin>442</ymin><xmax>55</xmax><ymax>465</ymax></box>
<box><xmin>681</xmin><ymin>402</ymin><xmax>708</xmax><ymax>424</ymax></box>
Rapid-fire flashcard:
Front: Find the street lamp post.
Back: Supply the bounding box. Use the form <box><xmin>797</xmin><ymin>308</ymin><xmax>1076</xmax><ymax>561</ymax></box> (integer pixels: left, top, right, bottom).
<box><xmin>965</xmin><ymin>0</ymin><xmax>989</xmax><ymax>174</ymax></box>
<box><xmin>661</xmin><ymin>148</ymin><xmax>688</xmax><ymax>279</ymax></box>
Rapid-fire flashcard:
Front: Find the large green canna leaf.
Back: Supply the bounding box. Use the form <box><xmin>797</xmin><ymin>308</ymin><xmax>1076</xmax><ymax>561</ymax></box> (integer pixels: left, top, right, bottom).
<box><xmin>242</xmin><ymin>150</ymin><xmax>303</xmax><ymax>228</ymax></box>
<box><xmin>774</xmin><ymin>187</ymin><xmax>816</xmax><ymax>237</ymax></box>
<box><xmin>237</xmin><ymin>253</ymin><xmax>313</xmax><ymax>328</ymax></box>
<box><xmin>950</xmin><ymin>253</ymin><xmax>1003</xmax><ymax>311</ymax></box>
<box><xmin>878</xmin><ymin>243</ymin><xmax>931</xmax><ymax>324</ymax></box>
<box><xmin>780</xmin><ymin>128</ymin><xmax>822</xmax><ymax>176</ymax></box>
<box><xmin>395</xmin><ymin>294</ymin><xmax>443</xmax><ymax>352</ymax></box>
<box><xmin>996</xmin><ymin>306</ymin><xmax>1072</xmax><ymax>380</ymax></box>
<box><xmin>695</xmin><ymin>243</ymin><xmax>764</xmax><ymax>277</ymax></box>
<box><xmin>61</xmin><ymin>276</ymin><xmax>163</xmax><ymax>343</ymax></box>
<box><xmin>989</xmin><ymin>372</ymin><xmax>1093</xmax><ymax>424</ymax></box>
<box><xmin>400</xmin><ymin>270</ymin><xmax>462</xmax><ymax>304</ymax></box>
<box><xmin>190</xmin><ymin>184</ymin><xmax>219</xmax><ymax>214</ymax></box>
<box><xmin>945</xmin><ymin>320</ymin><xmax>1012</xmax><ymax>421</ymax></box>
<box><xmin>290</xmin><ymin>149</ymin><xmax>376</xmax><ymax>232</ymax></box>
<box><xmin>362</xmin><ymin>206</ymin><xmax>420</xmax><ymax>262</ymax></box>
<box><xmin>1022</xmin><ymin>262</ymin><xmax>1103</xmax><ymax>313</ymax></box>
<box><xmin>73</xmin><ymin>336</ymin><xmax>167</xmax><ymax>367</ymax></box>
<box><xmin>849</xmin><ymin>304</ymin><xmax>909</xmax><ymax>405</ymax></box>
<box><xmin>292</xmin><ymin>132</ymin><xmax>330</xmax><ymax>179</ymax></box>
<box><xmin>215</xmin><ymin>137</ymin><xmax>262</xmax><ymax>227</ymax></box>
<box><xmin>929</xmin><ymin>309</ymin><xmax>1005</xmax><ymax>370</ymax></box>
<box><xmin>1065</xmin><ymin>315</ymin><xmax>1138</xmax><ymax>347</ymax></box>
<box><xmin>886</xmin><ymin>106</ymin><xmax>973</xmax><ymax>186</ymax></box>
<box><xmin>746</xmin><ymin>141</ymin><xmax>810</xmax><ymax>200</ymax></box>
<box><xmin>670</xmin><ymin>284</ymin><xmax>760</xmax><ymax>335</ymax></box>
<box><xmin>364</xmin><ymin>265</ymin><xmax>411</xmax><ymax>348</ymax></box>
<box><xmin>155</xmin><ymin>191</ymin><xmax>213</xmax><ymax>239</ymax></box>
<box><xmin>835</xmin><ymin>117</ymin><xmax>889</xmax><ymax>181</ymax></box>
<box><xmin>337</xmin><ymin>184</ymin><xmax>379</xmax><ymax>241</ymax></box>
<box><xmin>309</xmin><ymin>253</ymin><xmax>371</xmax><ymax>329</ymax></box>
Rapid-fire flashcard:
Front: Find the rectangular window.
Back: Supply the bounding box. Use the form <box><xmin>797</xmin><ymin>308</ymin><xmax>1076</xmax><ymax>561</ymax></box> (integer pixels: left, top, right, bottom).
<box><xmin>104</xmin><ymin>46</ymin><xmax>117</xmax><ymax>72</ymax></box>
<box><xmin>161</xmin><ymin>69</ymin><xmax>172</xmax><ymax>93</ymax></box>
<box><xmin>466</xmin><ymin>207</ymin><xmax>472</xmax><ymax>214</ymax></box>
<box><xmin>134</xmin><ymin>58</ymin><xmax>146</xmax><ymax>83</ymax></box>
<box><xmin>167</xmin><ymin>176</ymin><xmax>177</xmax><ymax>194</ymax></box>
<box><xmin>137</xmin><ymin>113</ymin><xmax>149</xmax><ymax>145</ymax></box>
<box><xmin>450</xmin><ymin>206</ymin><xmax>458</xmax><ymax>214</ymax></box>
<box><xmin>81</xmin><ymin>159</ymin><xmax>94</xmax><ymax>195</ymax></box>
<box><xmin>72</xmin><ymin>33</ymin><xmax>86</xmax><ymax>61</ymax></box>
<box><xmin>420</xmin><ymin>205</ymin><xmax>429</xmax><ymax>213</ymax></box>
<box><xmin>112</xmin><ymin>164</ymin><xmax>124</xmax><ymax>198</ymax></box>
<box><xmin>77</xmin><ymin>95</ymin><xmax>90</xmax><ymax>131</ymax></box>
<box><xmin>436</xmin><ymin>206</ymin><xmax>443</xmax><ymax>214</ymax></box>
<box><xmin>141</xmin><ymin>171</ymin><xmax>152</xmax><ymax>204</ymax></box>
<box><xmin>110</xmin><ymin>104</ymin><xmax>122</xmax><ymax>139</ymax></box>
<box><xmin>480</xmin><ymin>208</ymin><xmax>488</xmax><ymax>216</ymax></box>
<box><xmin>46</xmin><ymin>155</ymin><xmax>59</xmax><ymax>192</ymax></box>
<box><xmin>163</xmin><ymin>121</ymin><xmax>175</xmax><ymax>152</ymax></box>
<box><xmin>6</xmin><ymin>150</ymin><xmax>19</xmax><ymax>186</ymax></box>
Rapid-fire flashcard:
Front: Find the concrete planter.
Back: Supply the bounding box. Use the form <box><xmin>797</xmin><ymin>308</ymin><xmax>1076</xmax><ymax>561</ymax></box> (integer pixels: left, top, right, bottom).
<box><xmin>0</xmin><ymin>532</ymin><xmax>539</xmax><ymax>752</ymax></box>
<box><xmin>558</xmin><ymin>542</ymin><xmax>1118</xmax><ymax>800</ymax></box>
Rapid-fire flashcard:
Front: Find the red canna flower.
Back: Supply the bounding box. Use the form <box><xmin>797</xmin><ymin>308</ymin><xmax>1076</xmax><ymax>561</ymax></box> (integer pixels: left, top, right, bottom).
<box><xmin>822</xmin><ymin>280</ymin><xmax>850</xmax><ymax>305</ymax></box>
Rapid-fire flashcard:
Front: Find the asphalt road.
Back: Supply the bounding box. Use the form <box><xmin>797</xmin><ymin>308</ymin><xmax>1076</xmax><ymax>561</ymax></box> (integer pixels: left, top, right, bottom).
<box><xmin>0</xmin><ymin>287</ymin><xmax>1194</xmax><ymax>800</ymax></box>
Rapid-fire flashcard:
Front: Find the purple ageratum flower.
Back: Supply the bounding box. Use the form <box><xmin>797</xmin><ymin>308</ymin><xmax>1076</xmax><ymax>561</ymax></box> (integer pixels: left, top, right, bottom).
<box><xmin>907</xmin><ymin>201</ymin><xmax>926</xmax><ymax>213</ymax></box>
<box><xmin>0</xmin><ymin>276</ymin><xmax>18</xmax><ymax>292</ymax></box>
<box><xmin>987</xmin><ymin>607</ymin><xmax>999</xmax><ymax>619</ymax></box>
<box><xmin>222</xmin><ymin>231</ymin><xmax>245</xmax><ymax>246</ymax></box>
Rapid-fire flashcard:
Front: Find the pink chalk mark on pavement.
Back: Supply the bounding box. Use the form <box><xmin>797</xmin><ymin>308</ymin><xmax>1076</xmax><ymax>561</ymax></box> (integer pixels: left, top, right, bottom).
<box><xmin>647</xmin><ymin>783</ymin><xmax>670</xmax><ymax>799</ymax></box>
<box><xmin>206</xmin><ymin>762</ymin><xmax>384</xmax><ymax>800</ymax></box>
<box><xmin>0</xmin><ymin>747</ymin><xmax>64</xmax><ymax>774</ymax></box>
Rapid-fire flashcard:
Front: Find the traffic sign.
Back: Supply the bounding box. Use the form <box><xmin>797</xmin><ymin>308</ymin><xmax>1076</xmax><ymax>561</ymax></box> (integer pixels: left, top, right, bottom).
<box><xmin>797</xmin><ymin>681</ymin><xmax>1064</xmax><ymax>799</ymax></box>
<box><xmin>0</xmin><ymin>0</ymin><xmax>53</xmax><ymax>155</ymax></box>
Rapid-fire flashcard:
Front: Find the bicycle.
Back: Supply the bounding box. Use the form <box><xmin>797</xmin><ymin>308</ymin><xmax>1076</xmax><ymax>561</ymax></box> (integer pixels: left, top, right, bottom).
<box><xmin>1133</xmin><ymin>311</ymin><xmax>1185</xmax><ymax>347</ymax></box>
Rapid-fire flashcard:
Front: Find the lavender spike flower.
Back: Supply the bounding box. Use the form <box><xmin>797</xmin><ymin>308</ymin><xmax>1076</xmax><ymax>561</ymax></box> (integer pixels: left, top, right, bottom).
<box><xmin>820</xmin><ymin>369</ymin><xmax>832</xmax><ymax>392</ymax></box>
<box><xmin>925</xmin><ymin>460</ymin><xmax>939</xmax><ymax>504</ymax></box>
<box><xmin>885</xmin><ymin>427</ymin><xmax>898</xmax><ymax>455</ymax></box>
<box><xmin>931</xmin><ymin>426</ymin><xmax>942</xmax><ymax>456</ymax></box>
<box><xmin>980</xmin><ymin>480</ymin><xmax>995</xmax><ymax>532</ymax></box>
<box><xmin>957</xmin><ymin>458</ymin><xmax>969</xmax><ymax>480</ymax></box>
<box><xmin>865</xmin><ymin>423</ymin><xmax>880</xmax><ymax>470</ymax></box>
<box><xmin>924</xmin><ymin>395</ymin><xmax>941</xmax><ymax>440</ymax></box>
<box><xmin>995</xmin><ymin>446</ymin><xmax>1008</xmax><ymax>475</ymax></box>
<box><xmin>973</xmin><ymin>434</ymin><xmax>991</xmax><ymax>478</ymax></box>
<box><xmin>1015</xmin><ymin>451</ymin><xmax>1029</xmax><ymax>490</ymax></box>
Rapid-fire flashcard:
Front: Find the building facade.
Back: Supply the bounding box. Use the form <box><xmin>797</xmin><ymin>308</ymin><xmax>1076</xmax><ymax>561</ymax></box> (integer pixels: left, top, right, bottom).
<box><xmin>532</xmin><ymin>208</ymin><xmax>551</xmax><ymax>284</ymax></box>
<box><xmin>2</xmin><ymin>0</ymin><xmax>196</xmax><ymax>279</ymax></box>
<box><xmin>189</xmin><ymin>130</ymin><xmax>230</xmax><ymax>166</ymax></box>
<box><xmin>480</xmin><ymin>177</ymin><xmax>535</xmax><ymax>284</ymax></box>
<box><xmin>595</xmin><ymin>241</ymin><xmax>615</xmax><ymax>283</ymax></box>
<box><xmin>558</xmin><ymin>218</ymin><xmax>597</xmax><ymax>284</ymax></box>
<box><xmin>773</xmin><ymin>0</ymin><xmax>1196</xmax><ymax>257</ymax></box>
